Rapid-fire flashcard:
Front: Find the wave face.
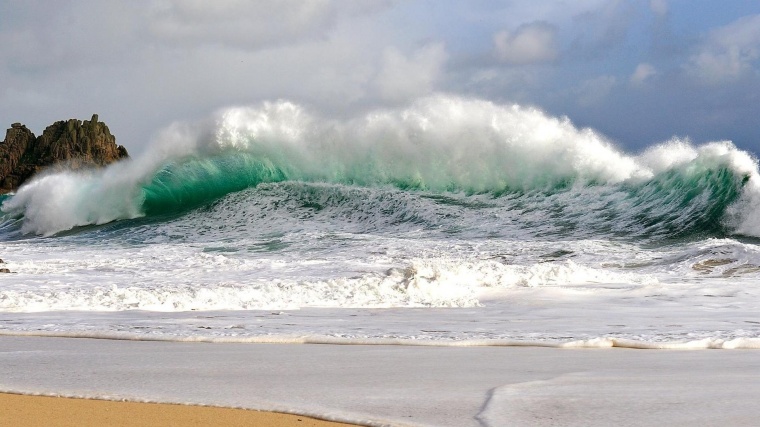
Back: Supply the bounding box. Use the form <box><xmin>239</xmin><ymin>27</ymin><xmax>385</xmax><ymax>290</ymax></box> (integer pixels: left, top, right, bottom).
<box><xmin>1</xmin><ymin>94</ymin><xmax>758</xmax><ymax>239</ymax></box>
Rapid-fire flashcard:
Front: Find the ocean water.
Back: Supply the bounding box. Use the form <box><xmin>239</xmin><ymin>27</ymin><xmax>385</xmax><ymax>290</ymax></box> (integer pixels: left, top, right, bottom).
<box><xmin>2</xmin><ymin>95</ymin><xmax>760</xmax><ymax>349</ymax></box>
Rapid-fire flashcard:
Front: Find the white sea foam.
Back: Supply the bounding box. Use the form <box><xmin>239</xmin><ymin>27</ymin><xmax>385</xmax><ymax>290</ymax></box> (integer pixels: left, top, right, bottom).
<box><xmin>2</xmin><ymin>95</ymin><xmax>760</xmax><ymax>350</ymax></box>
<box><xmin>3</xmin><ymin>234</ymin><xmax>760</xmax><ymax>348</ymax></box>
<box><xmin>0</xmin><ymin>247</ymin><xmax>661</xmax><ymax>313</ymax></box>
<box><xmin>4</xmin><ymin>94</ymin><xmax>759</xmax><ymax>236</ymax></box>
<box><xmin>3</xmin><ymin>329</ymin><xmax>760</xmax><ymax>349</ymax></box>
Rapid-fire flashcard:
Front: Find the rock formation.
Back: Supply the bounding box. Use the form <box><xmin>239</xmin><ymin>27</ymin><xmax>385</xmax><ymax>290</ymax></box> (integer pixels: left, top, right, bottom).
<box><xmin>0</xmin><ymin>115</ymin><xmax>128</xmax><ymax>193</ymax></box>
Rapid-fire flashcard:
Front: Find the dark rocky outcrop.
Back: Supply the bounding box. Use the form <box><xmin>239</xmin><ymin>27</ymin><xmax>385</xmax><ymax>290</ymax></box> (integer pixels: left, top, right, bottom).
<box><xmin>0</xmin><ymin>115</ymin><xmax>128</xmax><ymax>193</ymax></box>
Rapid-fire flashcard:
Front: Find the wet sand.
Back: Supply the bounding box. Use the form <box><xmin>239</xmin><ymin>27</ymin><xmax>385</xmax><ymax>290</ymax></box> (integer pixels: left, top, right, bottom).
<box><xmin>2</xmin><ymin>336</ymin><xmax>760</xmax><ymax>426</ymax></box>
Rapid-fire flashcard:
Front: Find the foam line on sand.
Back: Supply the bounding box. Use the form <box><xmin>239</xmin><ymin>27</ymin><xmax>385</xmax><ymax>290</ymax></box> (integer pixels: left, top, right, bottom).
<box><xmin>3</xmin><ymin>330</ymin><xmax>760</xmax><ymax>349</ymax></box>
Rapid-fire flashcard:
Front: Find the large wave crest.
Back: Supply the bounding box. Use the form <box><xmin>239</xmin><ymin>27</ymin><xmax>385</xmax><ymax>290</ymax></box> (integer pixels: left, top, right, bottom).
<box><xmin>2</xmin><ymin>94</ymin><xmax>759</xmax><ymax>237</ymax></box>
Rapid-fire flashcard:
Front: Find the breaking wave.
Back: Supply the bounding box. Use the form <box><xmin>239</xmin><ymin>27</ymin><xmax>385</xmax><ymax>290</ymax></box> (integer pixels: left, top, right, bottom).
<box><xmin>2</xmin><ymin>94</ymin><xmax>759</xmax><ymax>239</ymax></box>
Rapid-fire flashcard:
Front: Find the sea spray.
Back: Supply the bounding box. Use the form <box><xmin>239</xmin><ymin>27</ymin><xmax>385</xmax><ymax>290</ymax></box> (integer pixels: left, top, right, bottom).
<box><xmin>1</xmin><ymin>162</ymin><xmax>144</xmax><ymax>236</ymax></box>
<box><xmin>1</xmin><ymin>94</ymin><xmax>759</xmax><ymax>238</ymax></box>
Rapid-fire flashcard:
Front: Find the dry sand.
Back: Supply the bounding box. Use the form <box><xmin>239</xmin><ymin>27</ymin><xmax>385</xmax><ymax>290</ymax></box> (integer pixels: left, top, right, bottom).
<box><xmin>0</xmin><ymin>392</ymin><xmax>357</xmax><ymax>427</ymax></box>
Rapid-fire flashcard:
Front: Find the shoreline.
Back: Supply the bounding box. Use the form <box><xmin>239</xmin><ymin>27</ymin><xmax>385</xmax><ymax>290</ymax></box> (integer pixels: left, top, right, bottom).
<box><xmin>0</xmin><ymin>392</ymin><xmax>358</xmax><ymax>427</ymax></box>
<box><xmin>3</xmin><ymin>330</ymin><xmax>760</xmax><ymax>349</ymax></box>
<box><xmin>2</xmin><ymin>336</ymin><xmax>760</xmax><ymax>426</ymax></box>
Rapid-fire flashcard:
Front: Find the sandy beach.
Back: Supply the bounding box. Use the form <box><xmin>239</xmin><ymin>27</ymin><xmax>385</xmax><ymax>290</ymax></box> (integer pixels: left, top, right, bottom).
<box><xmin>0</xmin><ymin>392</ymin><xmax>355</xmax><ymax>427</ymax></box>
<box><xmin>2</xmin><ymin>336</ymin><xmax>760</xmax><ymax>426</ymax></box>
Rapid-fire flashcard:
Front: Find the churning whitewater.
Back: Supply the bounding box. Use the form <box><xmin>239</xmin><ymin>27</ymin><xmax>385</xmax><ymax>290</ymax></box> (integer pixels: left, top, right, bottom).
<box><xmin>2</xmin><ymin>95</ymin><xmax>760</xmax><ymax>348</ymax></box>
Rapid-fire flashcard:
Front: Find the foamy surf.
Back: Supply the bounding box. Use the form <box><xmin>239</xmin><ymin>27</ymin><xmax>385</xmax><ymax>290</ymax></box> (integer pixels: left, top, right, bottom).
<box><xmin>1</xmin><ymin>94</ymin><xmax>760</xmax><ymax>350</ymax></box>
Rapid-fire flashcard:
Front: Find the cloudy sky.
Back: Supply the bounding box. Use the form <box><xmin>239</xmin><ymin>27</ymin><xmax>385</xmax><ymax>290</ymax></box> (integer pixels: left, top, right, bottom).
<box><xmin>2</xmin><ymin>0</ymin><xmax>760</xmax><ymax>155</ymax></box>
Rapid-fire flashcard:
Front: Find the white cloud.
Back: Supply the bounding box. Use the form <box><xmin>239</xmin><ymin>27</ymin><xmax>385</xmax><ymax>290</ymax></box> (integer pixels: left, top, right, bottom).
<box><xmin>630</xmin><ymin>63</ymin><xmax>657</xmax><ymax>85</ymax></box>
<box><xmin>0</xmin><ymin>2</ymin><xmax>144</xmax><ymax>71</ymax></box>
<box><xmin>493</xmin><ymin>22</ymin><xmax>558</xmax><ymax>65</ymax></box>
<box><xmin>372</xmin><ymin>44</ymin><xmax>448</xmax><ymax>102</ymax></box>
<box><xmin>686</xmin><ymin>14</ymin><xmax>760</xmax><ymax>84</ymax></box>
<box><xmin>147</xmin><ymin>0</ymin><xmax>341</xmax><ymax>49</ymax></box>
<box><xmin>144</xmin><ymin>0</ymin><xmax>392</xmax><ymax>50</ymax></box>
<box><xmin>0</xmin><ymin>0</ymin><xmax>398</xmax><ymax>153</ymax></box>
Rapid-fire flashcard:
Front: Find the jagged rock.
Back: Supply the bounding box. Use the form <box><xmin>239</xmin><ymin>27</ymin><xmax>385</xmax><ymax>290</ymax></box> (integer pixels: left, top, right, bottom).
<box><xmin>0</xmin><ymin>115</ymin><xmax>129</xmax><ymax>193</ymax></box>
<box><xmin>0</xmin><ymin>123</ymin><xmax>36</xmax><ymax>191</ymax></box>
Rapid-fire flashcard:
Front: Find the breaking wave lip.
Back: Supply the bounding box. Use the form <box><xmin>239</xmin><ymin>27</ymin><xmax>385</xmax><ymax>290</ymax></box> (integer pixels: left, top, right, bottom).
<box><xmin>1</xmin><ymin>94</ymin><xmax>760</xmax><ymax>238</ymax></box>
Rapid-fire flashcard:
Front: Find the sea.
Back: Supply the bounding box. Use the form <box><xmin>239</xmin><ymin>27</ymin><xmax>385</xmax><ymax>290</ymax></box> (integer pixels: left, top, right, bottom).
<box><xmin>1</xmin><ymin>95</ymin><xmax>759</xmax><ymax>349</ymax></box>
